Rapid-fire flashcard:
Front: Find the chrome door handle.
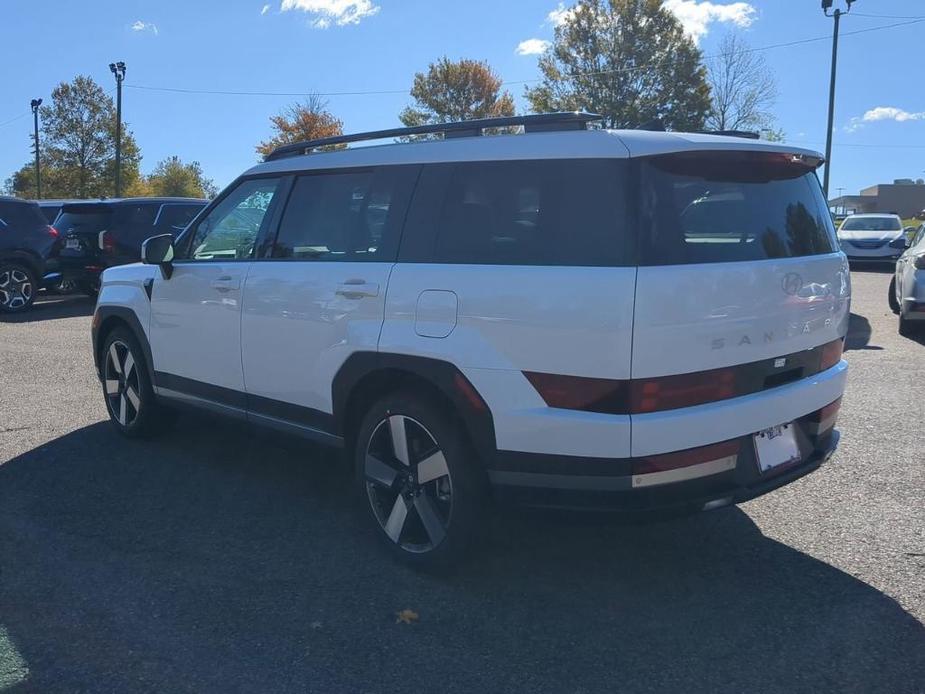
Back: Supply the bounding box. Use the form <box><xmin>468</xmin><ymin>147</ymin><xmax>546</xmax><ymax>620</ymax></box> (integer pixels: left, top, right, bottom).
<box><xmin>210</xmin><ymin>276</ymin><xmax>240</xmax><ymax>291</ymax></box>
<box><xmin>336</xmin><ymin>279</ymin><xmax>379</xmax><ymax>299</ymax></box>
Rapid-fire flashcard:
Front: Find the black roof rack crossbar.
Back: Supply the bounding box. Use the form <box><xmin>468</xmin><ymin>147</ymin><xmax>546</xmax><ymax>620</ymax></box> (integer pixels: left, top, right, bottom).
<box><xmin>264</xmin><ymin>112</ymin><xmax>603</xmax><ymax>161</ymax></box>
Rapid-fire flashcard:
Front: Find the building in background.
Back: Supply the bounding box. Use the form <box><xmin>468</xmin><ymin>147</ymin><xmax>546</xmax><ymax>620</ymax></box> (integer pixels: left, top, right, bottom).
<box><xmin>829</xmin><ymin>179</ymin><xmax>925</xmax><ymax>219</ymax></box>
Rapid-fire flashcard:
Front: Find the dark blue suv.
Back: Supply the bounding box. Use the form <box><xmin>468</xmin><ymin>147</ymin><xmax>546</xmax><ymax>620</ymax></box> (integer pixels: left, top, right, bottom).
<box><xmin>0</xmin><ymin>196</ymin><xmax>62</xmax><ymax>314</ymax></box>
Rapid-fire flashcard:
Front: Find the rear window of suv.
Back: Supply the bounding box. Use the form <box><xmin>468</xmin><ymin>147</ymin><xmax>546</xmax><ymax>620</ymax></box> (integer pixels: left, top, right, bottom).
<box><xmin>638</xmin><ymin>151</ymin><xmax>836</xmax><ymax>265</ymax></box>
<box><xmin>0</xmin><ymin>201</ymin><xmax>46</xmax><ymax>230</ymax></box>
<box><xmin>840</xmin><ymin>216</ymin><xmax>901</xmax><ymax>231</ymax></box>
<box><xmin>54</xmin><ymin>205</ymin><xmax>112</xmax><ymax>235</ymax></box>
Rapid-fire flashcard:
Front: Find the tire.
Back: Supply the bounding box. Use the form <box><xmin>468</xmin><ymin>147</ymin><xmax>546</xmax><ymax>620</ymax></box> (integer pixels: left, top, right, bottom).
<box><xmin>100</xmin><ymin>327</ymin><xmax>172</xmax><ymax>438</ymax></box>
<box><xmin>898</xmin><ymin>313</ymin><xmax>918</xmax><ymax>338</ymax></box>
<box><xmin>354</xmin><ymin>390</ymin><xmax>486</xmax><ymax>570</ymax></box>
<box><xmin>888</xmin><ymin>276</ymin><xmax>900</xmax><ymax>315</ymax></box>
<box><xmin>0</xmin><ymin>262</ymin><xmax>37</xmax><ymax>314</ymax></box>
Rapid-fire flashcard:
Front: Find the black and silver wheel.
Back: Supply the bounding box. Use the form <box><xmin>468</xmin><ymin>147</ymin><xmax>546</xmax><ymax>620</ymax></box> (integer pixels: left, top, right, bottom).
<box><xmin>888</xmin><ymin>276</ymin><xmax>900</xmax><ymax>314</ymax></box>
<box><xmin>356</xmin><ymin>392</ymin><xmax>484</xmax><ymax>568</ymax></box>
<box><xmin>101</xmin><ymin>328</ymin><xmax>170</xmax><ymax>437</ymax></box>
<box><xmin>0</xmin><ymin>263</ymin><xmax>37</xmax><ymax>314</ymax></box>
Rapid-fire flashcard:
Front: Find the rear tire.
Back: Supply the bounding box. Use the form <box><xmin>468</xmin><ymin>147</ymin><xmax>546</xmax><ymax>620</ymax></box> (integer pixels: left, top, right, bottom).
<box><xmin>898</xmin><ymin>313</ymin><xmax>919</xmax><ymax>338</ymax></box>
<box><xmin>888</xmin><ymin>276</ymin><xmax>900</xmax><ymax>315</ymax></box>
<box><xmin>354</xmin><ymin>390</ymin><xmax>486</xmax><ymax>570</ymax></box>
<box><xmin>100</xmin><ymin>327</ymin><xmax>172</xmax><ymax>438</ymax></box>
<box><xmin>0</xmin><ymin>262</ymin><xmax>37</xmax><ymax>314</ymax></box>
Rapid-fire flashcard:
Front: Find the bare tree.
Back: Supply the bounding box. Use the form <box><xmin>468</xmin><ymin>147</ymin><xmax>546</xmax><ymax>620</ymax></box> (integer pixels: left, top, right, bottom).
<box><xmin>706</xmin><ymin>33</ymin><xmax>779</xmax><ymax>136</ymax></box>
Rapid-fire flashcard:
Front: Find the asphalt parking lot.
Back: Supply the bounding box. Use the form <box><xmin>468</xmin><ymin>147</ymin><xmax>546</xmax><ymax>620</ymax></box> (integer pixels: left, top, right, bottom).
<box><xmin>1</xmin><ymin>269</ymin><xmax>923</xmax><ymax>694</ymax></box>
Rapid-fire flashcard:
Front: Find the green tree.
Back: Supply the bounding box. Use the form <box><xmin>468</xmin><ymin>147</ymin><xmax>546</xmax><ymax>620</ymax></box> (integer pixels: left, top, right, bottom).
<box><xmin>256</xmin><ymin>95</ymin><xmax>344</xmax><ymax>158</ymax></box>
<box><xmin>143</xmin><ymin>156</ymin><xmax>218</xmax><ymax>198</ymax></box>
<box><xmin>524</xmin><ymin>0</ymin><xmax>712</xmax><ymax>131</ymax></box>
<box><xmin>400</xmin><ymin>57</ymin><xmax>515</xmax><ymax>130</ymax></box>
<box><xmin>38</xmin><ymin>75</ymin><xmax>141</xmax><ymax>198</ymax></box>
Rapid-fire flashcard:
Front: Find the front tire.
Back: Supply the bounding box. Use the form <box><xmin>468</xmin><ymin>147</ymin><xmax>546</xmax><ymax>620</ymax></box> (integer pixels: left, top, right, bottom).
<box><xmin>354</xmin><ymin>391</ymin><xmax>486</xmax><ymax>569</ymax></box>
<box><xmin>0</xmin><ymin>262</ymin><xmax>37</xmax><ymax>314</ymax></box>
<box><xmin>888</xmin><ymin>276</ymin><xmax>900</xmax><ymax>314</ymax></box>
<box><xmin>101</xmin><ymin>328</ymin><xmax>171</xmax><ymax>437</ymax></box>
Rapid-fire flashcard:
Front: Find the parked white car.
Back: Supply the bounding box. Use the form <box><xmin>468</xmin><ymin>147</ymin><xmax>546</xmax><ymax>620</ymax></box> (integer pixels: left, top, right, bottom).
<box><xmin>90</xmin><ymin>113</ymin><xmax>850</xmax><ymax>567</ymax></box>
<box><xmin>837</xmin><ymin>213</ymin><xmax>907</xmax><ymax>264</ymax></box>
<box><xmin>889</xmin><ymin>223</ymin><xmax>925</xmax><ymax>336</ymax></box>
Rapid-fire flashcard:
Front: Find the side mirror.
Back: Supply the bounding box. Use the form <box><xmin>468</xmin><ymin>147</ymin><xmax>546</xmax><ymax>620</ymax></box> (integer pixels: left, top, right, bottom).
<box><xmin>141</xmin><ymin>234</ymin><xmax>175</xmax><ymax>279</ymax></box>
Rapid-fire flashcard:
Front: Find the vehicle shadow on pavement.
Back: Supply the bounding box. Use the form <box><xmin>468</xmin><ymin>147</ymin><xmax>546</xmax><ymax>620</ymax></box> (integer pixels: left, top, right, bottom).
<box><xmin>845</xmin><ymin>312</ymin><xmax>877</xmax><ymax>350</ymax></box>
<box><xmin>0</xmin><ymin>295</ymin><xmax>93</xmax><ymax>324</ymax></box>
<box><xmin>1</xmin><ymin>420</ymin><xmax>923</xmax><ymax>693</ymax></box>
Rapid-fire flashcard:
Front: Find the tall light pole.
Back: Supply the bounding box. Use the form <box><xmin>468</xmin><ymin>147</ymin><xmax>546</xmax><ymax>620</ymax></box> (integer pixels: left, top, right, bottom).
<box><xmin>109</xmin><ymin>61</ymin><xmax>126</xmax><ymax>197</ymax></box>
<box><xmin>821</xmin><ymin>0</ymin><xmax>856</xmax><ymax>200</ymax></box>
<box><xmin>30</xmin><ymin>98</ymin><xmax>42</xmax><ymax>199</ymax></box>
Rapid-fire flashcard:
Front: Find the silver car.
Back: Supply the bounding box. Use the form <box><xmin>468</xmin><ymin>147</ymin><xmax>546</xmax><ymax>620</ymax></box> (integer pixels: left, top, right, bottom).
<box><xmin>837</xmin><ymin>213</ymin><xmax>907</xmax><ymax>264</ymax></box>
<box><xmin>889</xmin><ymin>223</ymin><xmax>925</xmax><ymax>336</ymax></box>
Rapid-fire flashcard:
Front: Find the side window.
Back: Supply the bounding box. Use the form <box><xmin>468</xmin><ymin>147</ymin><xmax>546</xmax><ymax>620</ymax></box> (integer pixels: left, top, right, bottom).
<box><xmin>187</xmin><ymin>179</ymin><xmax>280</xmax><ymax>261</ymax></box>
<box><xmin>430</xmin><ymin>160</ymin><xmax>627</xmax><ymax>266</ymax></box>
<box><xmin>272</xmin><ymin>167</ymin><xmax>415</xmax><ymax>261</ymax></box>
<box><xmin>156</xmin><ymin>204</ymin><xmax>204</xmax><ymax>237</ymax></box>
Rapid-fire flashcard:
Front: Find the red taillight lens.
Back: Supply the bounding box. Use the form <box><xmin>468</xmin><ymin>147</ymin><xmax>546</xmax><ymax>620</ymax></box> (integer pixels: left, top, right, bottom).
<box><xmin>523</xmin><ymin>372</ymin><xmax>628</xmax><ymax>413</ymax></box>
<box><xmin>806</xmin><ymin>397</ymin><xmax>842</xmax><ymax>433</ymax></box>
<box><xmin>630</xmin><ymin>368</ymin><xmax>737</xmax><ymax>413</ymax></box>
<box><xmin>99</xmin><ymin>230</ymin><xmax>116</xmax><ymax>253</ymax></box>
<box><xmin>819</xmin><ymin>338</ymin><xmax>844</xmax><ymax>370</ymax></box>
<box><xmin>632</xmin><ymin>440</ymin><xmax>740</xmax><ymax>476</ymax></box>
<box><xmin>46</xmin><ymin>225</ymin><xmax>59</xmax><ymax>238</ymax></box>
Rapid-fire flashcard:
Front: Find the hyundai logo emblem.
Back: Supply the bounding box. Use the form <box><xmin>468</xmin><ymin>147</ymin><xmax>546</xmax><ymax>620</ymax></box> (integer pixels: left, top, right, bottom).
<box><xmin>782</xmin><ymin>273</ymin><xmax>803</xmax><ymax>296</ymax></box>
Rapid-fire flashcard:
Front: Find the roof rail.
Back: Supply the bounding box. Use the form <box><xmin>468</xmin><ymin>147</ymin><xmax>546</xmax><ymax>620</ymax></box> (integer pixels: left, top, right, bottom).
<box><xmin>264</xmin><ymin>112</ymin><xmax>604</xmax><ymax>161</ymax></box>
<box><xmin>695</xmin><ymin>129</ymin><xmax>761</xmax><ymax>140</ymax></box>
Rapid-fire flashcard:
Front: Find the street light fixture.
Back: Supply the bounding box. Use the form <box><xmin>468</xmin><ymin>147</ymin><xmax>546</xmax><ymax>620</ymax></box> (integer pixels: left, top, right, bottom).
<box><xmin>30</xmin><ymin>98</ymin><xmax>42</xmax><ymax>199</ymax></box>
<box><xmin>109</xmin><ymin>61</ymin><xmax>126</xmax><ymax>197</ymax></box>
<box><xmin>821</xmin><ymin>0</ymin><xmax>857</xmax><ymax>200</ymax></box>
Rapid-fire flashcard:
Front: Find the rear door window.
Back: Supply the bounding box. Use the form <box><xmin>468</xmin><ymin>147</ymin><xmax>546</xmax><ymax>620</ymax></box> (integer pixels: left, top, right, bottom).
<box><xmin>638</xmin><ymin>151</ymin><xmax>836</xmax><ymax>265</ymax></box>
<box><xmin>271</xmin><ymin>166</ymin><xmax>417</xmax><ymax>261</ymax></box>
<box><xmin>422</xmin><ymin>160</ymin><xmax>627</xmax><ymax>266</ymax></box>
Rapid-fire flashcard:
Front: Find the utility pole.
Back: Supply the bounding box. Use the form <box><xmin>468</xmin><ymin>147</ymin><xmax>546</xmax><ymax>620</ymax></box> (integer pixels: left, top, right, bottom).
<box><xmin>821</xmin><ymin>0</ymin><xmax>856</xmax><ymax>200</ymax></box>
<box><xmin>30</xmin><ymin>98</ymin><xmax>42</xmax><ymax>199</ymax></box>
<box><xmin>109</xmin><ymin>61</ymin><xmax>126</xmax><ymax>197</ymax></box>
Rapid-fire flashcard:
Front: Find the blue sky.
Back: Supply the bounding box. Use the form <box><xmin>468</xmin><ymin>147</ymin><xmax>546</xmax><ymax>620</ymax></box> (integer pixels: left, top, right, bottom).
<box><xmin>1</xmin><ymin>0</ymin><xmax>923</xmax><ymax>199</ymax></box>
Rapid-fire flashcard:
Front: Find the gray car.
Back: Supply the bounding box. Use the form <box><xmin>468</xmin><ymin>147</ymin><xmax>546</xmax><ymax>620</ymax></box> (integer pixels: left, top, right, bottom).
<box><xmin>889</xmin><ymin>223</ymin><xmax>925</xmax><ymax>336</ymax></box>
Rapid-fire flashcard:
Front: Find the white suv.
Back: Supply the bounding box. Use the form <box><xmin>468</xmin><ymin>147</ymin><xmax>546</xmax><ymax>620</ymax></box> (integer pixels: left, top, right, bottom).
<box><xmin>91</xmin><ymin>113</ymin><xmax>850</xmax><ymax>567</ymax></box>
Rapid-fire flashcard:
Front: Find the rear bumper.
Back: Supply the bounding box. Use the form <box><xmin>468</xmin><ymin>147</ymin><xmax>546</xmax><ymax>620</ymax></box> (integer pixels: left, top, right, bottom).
<box><xmin>54</xmin><ymin>255</ymin><xmax>106</xmax><ymax>282</ymax></box>
<box><xmin>488</xmin><ymin>423</ymin><xmax>840</xmax><ymax>513</ymax></box>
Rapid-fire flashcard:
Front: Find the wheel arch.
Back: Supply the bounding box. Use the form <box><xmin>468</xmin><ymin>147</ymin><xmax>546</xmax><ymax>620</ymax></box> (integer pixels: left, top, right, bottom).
<box><xmin>333</xmin><ymin>353</ymin><xmax>497</xmax><ymax>462</ymax></box>
<box><xmin>0</xmin><ymin>252</ymin><xmax>42</xmax><ymax>282</ymax></box>
<box><xmin>91</xmin><ymin>306</ymin><xmax>154</xmax><ymax>382</ymax></box>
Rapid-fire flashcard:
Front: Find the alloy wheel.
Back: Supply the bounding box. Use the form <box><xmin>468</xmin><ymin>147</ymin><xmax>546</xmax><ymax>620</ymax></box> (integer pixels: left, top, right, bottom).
<box><xmin>104</xmin><ymin>340</ymin><xmax>142</xmax><ymax>428</ymax></box>
<box><xmin>365</xmin><ymin>414</ymin><xmax>453</xmax><ymax>553</ymax></box>
<box><xmin>0</xmin><ymin>268</ymin><xmax>34</xmax><ymax>310</ymax></box>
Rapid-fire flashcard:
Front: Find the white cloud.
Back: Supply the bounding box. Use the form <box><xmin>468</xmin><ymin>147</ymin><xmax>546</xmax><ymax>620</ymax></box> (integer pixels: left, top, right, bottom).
<box><xmin>516</xmin><ymin>38</ymin><xmax>551</xmax><ymax>56</ymax></box>
<box><xmin>131</xmin><ymin>20</ymin><xmax>159</xmax><ymax>35</ymax></box>
<box><xmin>547</xmin><ymin>3</ymin><xmax>576</xmax><ymax>27</ymax></box>
<box><xmin>846</xmin><ymin>106</ymin><xmax>925</xmax><ymax>132</ymax></box>
<box><xmin>261</xmin><ymin>4</ymin><xmax>271</xmax><ymax>14</ymax></box>
<box><xmin>662</xmin><ymin>0</ymin><xmax>755</xmax><ymax>44</ymax></box>
<box><xmin>280</xmin><ymin>0</ymin><xmax>380</xmax><ymax>27</ymax></box>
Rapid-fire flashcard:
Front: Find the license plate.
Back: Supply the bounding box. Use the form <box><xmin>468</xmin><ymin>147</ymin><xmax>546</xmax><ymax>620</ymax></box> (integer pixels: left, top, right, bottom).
<box><xmin>754</xmin><ymin>423</ymin><xmax>801</xmax><ymax>473</ymax></box>
<box><xmin>65</xmin><ymin>238</ymin><xmax>80</xmax><ymax>250</ymax></box>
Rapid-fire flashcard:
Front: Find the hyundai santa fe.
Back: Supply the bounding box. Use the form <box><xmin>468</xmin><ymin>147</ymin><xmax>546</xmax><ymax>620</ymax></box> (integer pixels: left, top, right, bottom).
<box><xmin>90</xmin><ymin>113</ymin><xmax>850</xmax><ymax>567</ymax></box>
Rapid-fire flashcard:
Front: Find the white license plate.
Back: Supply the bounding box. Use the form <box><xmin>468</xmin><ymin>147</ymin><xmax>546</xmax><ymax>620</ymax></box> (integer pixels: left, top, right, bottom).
<box><xmin>754</xmin><ymin>423</ymin><xmax>801</xmax><ymax>473</ymax></box>
<box><xmin>65</xmin><ymin>238</ymin><xmax>80</xmax><ymax>250</ymax></box>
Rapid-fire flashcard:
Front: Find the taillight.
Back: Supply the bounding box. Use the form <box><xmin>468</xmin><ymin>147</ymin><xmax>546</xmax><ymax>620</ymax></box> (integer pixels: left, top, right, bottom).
<box><xmin>99</xmin><ymin>230</ymin><xmax>115</xmax><ymax>253</ymax></box>
<box><xmin>46</xmin><ymin>225</ymin><xmax>59</xmax><ymax>238</ymax></box>
<box><xmin>630</xmin><ymin>368</ymin><xmax>737</xmax><ymax>413</ymax></box>
<box><xmin>819</xmin><ymin>338</ymin><xmax>844</xmax><ymax>370</ymax></box>
<box><xmin>523</xmin><ymin>372</ymin><xmax>628</xmax><ymax>413</ymax></box>
<box><xmin>805</xmin><ymin>397</ymin><xmax>842</xmax><ymax>434</ymax></box>
<box><xmin>632</xmin><ymin>439</ymin><xmax>740</xmax><ymax>486</ymax></box>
